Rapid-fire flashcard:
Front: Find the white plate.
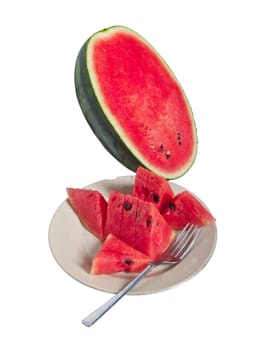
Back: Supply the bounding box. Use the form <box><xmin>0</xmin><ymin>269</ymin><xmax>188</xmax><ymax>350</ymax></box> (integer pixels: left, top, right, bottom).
<box><xmin>48</xmin><ymin>176</ymin><xmax>217</xmax><ymax>295</ymax></box>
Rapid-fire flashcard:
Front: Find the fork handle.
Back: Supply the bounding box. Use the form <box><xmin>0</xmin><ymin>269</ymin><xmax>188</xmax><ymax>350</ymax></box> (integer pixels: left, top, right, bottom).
<box><xmin>82</xmin><ymin>263</ymin><xmax>155</xmax><ymax>327</ymax></box>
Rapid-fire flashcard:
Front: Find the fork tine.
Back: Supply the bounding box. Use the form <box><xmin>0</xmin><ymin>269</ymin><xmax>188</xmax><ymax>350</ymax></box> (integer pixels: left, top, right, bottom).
<box><xmin>174</xmin><ymin>226</ymin><xmax>202</xmax><ymax>259</ymax></box>
<box><xmin>180</xmin><ymin>227</ymin><xmax>202</xmax><ymax>259</ymax></box>
<box><xmin>167</xmin><ymin>223</ymin><xmax>192</xmax><ymax>254</ymax></box>
<box><xmin>169</xmin><ymin>223</ymin><xmax>194</xmax><ymax>255</ymax></box>
<box><xmin>171</xmin><ymin>224</ymin><xmax>196</xmax><ymax>256</ymax></box>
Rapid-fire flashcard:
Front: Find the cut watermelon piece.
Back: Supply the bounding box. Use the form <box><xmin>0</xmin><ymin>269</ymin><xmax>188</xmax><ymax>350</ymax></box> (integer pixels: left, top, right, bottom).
<box><xmin>162</xmin><ymin>191</ymin><xmax>215</xmax><ymax>230</ymax></box>
<box><xmin>133</xmin><ymin>197</ymin><xmax>173</xmax><ymax>259</ymax></box>
<box><xmin>133</xmin><ymin>166</ymin><xmax>174</xmax><ymax>211</ymax></box>
<box><xmin>104</xmin><ymin>190</ymin><xmax>124</xmax><ymax>238</ymax></box>
<box><xmin>112</xmin><ymin>193</ymin><xmax>139</xmax><ymax>249</ymax></box>
<box><xmin>120</xmin><ymin>194</ymin><xmax>137</xmax><ymax>248</ymax></box>
<box><xmin>105</xmin><ymin>191</ymin><xmax>173</xmax><ymax>260</ymax></box>
<box><xmin>67</xmin><ymin>188</ymin><xmax>107</xmax><ymax>240</ymax></box>
<box><xmin>91</xmin><ymin>234</ymin><xmax>151</xmax><ymax>274</ymax></box>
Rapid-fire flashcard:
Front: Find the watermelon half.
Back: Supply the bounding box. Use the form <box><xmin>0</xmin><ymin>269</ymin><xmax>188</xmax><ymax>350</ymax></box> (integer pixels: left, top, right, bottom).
<box><xmin>75</xmin><ymin>26</ymin><xmax>197</xmax><ymax>179</ymax></box>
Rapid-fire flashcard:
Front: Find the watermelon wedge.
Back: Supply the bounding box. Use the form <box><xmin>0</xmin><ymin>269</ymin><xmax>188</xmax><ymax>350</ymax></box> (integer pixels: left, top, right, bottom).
<box><xmin>91</xmin><ymin>234</ymin><xmax>151</xmax><ymax>274</ymax></box>
<box><xmin>104</xmin><ymin>190</ymin><xmax>124</xmax><ymax>238</ymax></box>
<box><xmin>104</xmin><ymin>191</ymin><xmax>173</xmax><ymax>260</ymax></box>
<box><xmin>120</xmin><ymin>193</ymin><xmax>137</xmax><ymax>248</ymax></box>
<box><xmin>132</xmin><ymin>166</ymin><xmax>174</xmax><ymax>211</ymax></box>
<box><xmin>162</xmin><ymin>191</ymin><xmax>215</xmax><ymax>230</ymax></box>
<box><xmin>133</xmin><ymin>197</ymin><xmax>174</xmax><ymax>259</ymax></box>
<box><xmin>67</xmin><ymin>188</ymin><xmax>107</xmax><ymax>240</ymax></box>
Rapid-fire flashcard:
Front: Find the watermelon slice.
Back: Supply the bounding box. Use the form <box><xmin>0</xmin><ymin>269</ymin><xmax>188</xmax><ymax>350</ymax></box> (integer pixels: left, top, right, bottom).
<box><xmin>133</xmin><ymin>166</ymin><xmax>174</xmax><ymax>211</ymax></box>
<box><xmin>104</xmin><ymin>191</ymin><xmax>173</xmax><ymax>260</ymax></box>
<box><xmin>133</xmin><ymin>198</ymin><xmax>174</xmax><ymax>259</ymax></box>
<box><xmin>120</xmin><ymin>194</ymin><xmax>137</xmax><ymax>248</ymax></box>
<box><xmin>162</xmin><ymin>191</ymin><xmax>215</xmax><ymax>230</ymax></box>
<box><xmin>104</xmin><ymin>190</ymin><xmax>124</xmax><ymax>238</ymax></box>
<box><xmin>75</xmin><ymin>26</ymin><xmax>197</xmax><ymax>179</ymax></box>
<box><xmin>67</xmin><ymin>188</ymin><xmax>107</xmax><ymax>240</ymax></box>
<box><xmin>91</xmin><ymin>234</ymin><xmax>151</xmax><ymax>274</ymax></box>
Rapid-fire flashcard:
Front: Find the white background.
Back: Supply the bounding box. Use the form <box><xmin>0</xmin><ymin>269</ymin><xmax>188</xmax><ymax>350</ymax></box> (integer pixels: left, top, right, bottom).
<box><xmin>1</xmin><ymin>0</ymin><xmax>262</xmax><ymax>349</ymax></box>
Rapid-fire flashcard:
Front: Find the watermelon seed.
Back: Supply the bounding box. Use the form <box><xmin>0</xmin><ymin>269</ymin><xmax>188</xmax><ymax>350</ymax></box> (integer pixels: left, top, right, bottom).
<box><xmin>146</xmin><ymin>217</ymin><xmax>152</xmax><ymax>226</ymax></box>
<box><xmin>159</xmin><ymin>144</ymin><xmax>164</xmax><ymax>152</ymax></box>
<box><xmin>169</xmin><ymin>202</ymin><xmax>176</xmax><ymax>211</ymax></box>
<box><xmin>124</xmin><ymin>201</ymin><xmax>132</xmax><ymax>211</ymax></box>
<box><xmin>153</xmin><ymin>193</ymin><xmax>160</xmax><ymax>203</ymax></box>
<box><xmin>124</xmin><ymin>258</ymin><xmax>133</xmax><ymax>265</ymax></box>
<box><xmin>177</xmin><ymin>133</ymin><xmax>182</xmax><ymax>146</ymax></box>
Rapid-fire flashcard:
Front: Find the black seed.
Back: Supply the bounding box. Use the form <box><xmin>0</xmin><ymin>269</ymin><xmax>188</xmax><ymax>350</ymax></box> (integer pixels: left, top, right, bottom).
<box><xmin>124</xmin><ymin>258</ymin><xmax>133</xmax><ymax>265</ymax></box>
<box><xmin>146</xmin><ymin>217</ymin><xmax>152</xmax><ymax>226</ymax></box>
<box><xmin>177</xmin><ymin>133</ymin><xmax>182</xmax><ymax>145</ymax></box>
<box><xmin>169</xmin><ymin>202</ymin><xmax>176</xmax><ymax>211</ymax></box>
<box><xmin>153</xmin><ymin>193</ymin><xmax>160</xmax><ymax>203</ymax></box>
<box><xmin>159</xmin><ymin>144</ymin><xmax>164</xmax><ymax>151</ymax></box>
<box><xmin>124</xmin><ymin>201</ymin><xmax>132</xmax><ymax>211</ymax></box>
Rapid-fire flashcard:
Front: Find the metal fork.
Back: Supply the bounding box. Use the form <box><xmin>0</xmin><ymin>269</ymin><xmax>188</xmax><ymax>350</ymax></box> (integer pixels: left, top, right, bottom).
<box><xmin>82</xmin><ymin>223</ymin><xmax>202</xmax><ymax>327</ymax></box>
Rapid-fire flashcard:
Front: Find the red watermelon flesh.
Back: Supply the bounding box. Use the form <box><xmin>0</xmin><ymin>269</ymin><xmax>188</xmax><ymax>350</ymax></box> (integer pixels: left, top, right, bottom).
<box><xmin>132</xmin><ymin>166</ymin><xmax>148</xmax><ymax>201</ymax></box>
<box><xmin>91</xmin><ymin>234</ymin><xmax>151</xmax><ymax>274</ymax></box>
<box><xmin>86</xmin><ymin>26</ymin><xmax>197</xmax><ymax>179</ymax></box>
<box><xmin>162</xmin><ymin>191</ymin><xmax>215</xmax><ymax>230</ymax></box>
<box><xmin>134</xmin><ymin>198</ymin><xmax>174</xmax><ymax>259</ymax></box>
<box><xmin>67</xmin><ymin>188</ymin><xmax>107</xmax><ymax>241</ymax></box>
<box><xmin>133</xmin><ymin>166</ymin><xmax>174</xmax><ymax>211</ymax></box>
<box><xmin>116</xmin><ymin>193</ymin><xmax>139</xmax><ymax>249</ymax></box>
<box><xmin>120</xmin><ymin>194</ymin><xmax>138</xmax><ymax>248</ymax></box>
<box><xmin>104</xmin><ymin>190</ymin><xmax>124</xmax><ymax>237</ymax></box>
<box><xmin>105</xmin><ymin>191</ymin><xmax>173</xmax><ymax>260</ymax></box>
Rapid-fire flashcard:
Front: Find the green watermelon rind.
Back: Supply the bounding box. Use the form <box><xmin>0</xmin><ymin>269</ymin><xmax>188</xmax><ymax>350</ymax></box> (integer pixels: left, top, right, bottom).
<box><xmin>75</xmin><ymin>37</ymin><xmax>141</xmax><ymax>172</ymax></box>
<box><xmin>74</xmin><ymin>25</ymin><xmax>198</xmax><ymax>179</ymax></box>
